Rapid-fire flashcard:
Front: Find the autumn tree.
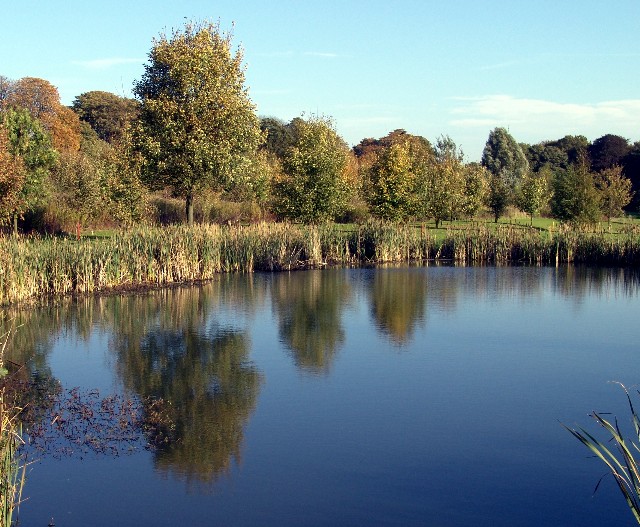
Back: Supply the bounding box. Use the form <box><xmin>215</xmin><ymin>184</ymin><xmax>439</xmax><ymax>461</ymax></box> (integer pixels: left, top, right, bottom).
<box><xmin>133</xmin><ymin>21</ymin><xmax>264</xmax><ymax>226</ymax></box>
<box><xmin>595</xmin><ymin>165</ymin><xmax>633</xmax><ymax>222</ymax></box>
<box><xmin>272</xmin><ymin>115</ymin><xmax>351</xmax><ymax>223</ymax></box>
<box><xmin>4</xmin><ymin>77</ymin><xmax>81</xmax><ymax>152</ymax></box>
<box><xmin>72</xmin><ymin>91</ymin><xmax>139</xmax><ymax>144</ymax></box>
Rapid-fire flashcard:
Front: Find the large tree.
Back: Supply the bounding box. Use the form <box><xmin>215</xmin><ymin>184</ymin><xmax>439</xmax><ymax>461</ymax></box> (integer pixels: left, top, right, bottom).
<box><xmin>133</xmin><ymin>21</ymin><xmax>264</xmax><ymax>225</ymax></box>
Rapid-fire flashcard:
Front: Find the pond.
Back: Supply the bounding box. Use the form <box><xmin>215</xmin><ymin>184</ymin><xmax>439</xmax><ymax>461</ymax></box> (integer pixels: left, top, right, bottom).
<box><xmin>4</xmin><ymin>265</ymin><xmax>640</xmax><ymax>526</ymax></box>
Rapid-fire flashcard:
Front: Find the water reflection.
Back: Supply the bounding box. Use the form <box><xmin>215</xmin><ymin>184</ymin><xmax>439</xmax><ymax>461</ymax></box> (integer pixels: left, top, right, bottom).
<box><xmin>272</xmin><ymin>271</ymin><xmax>349</xmax><ymax>373</ymax></box>
<box><xmin>367</xmin><ymin>268</ymin><xmax>429</xmax><ymax>344</ymax></box>
<box><xmin>108</xmin><ymin>286</ymin><xmax>263</xmax><ymax>487</ymax></box>
<box><xmin>2</xmin><ymin>265</ymin><xmax>640</xmax><ymax>493</ymax></box>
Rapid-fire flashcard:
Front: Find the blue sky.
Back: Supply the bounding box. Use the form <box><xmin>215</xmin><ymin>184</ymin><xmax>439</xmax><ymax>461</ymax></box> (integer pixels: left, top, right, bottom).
<box><xmin>2</xmin><ymin>0</ymin><xmax>639</xmax><ymax>160</ymax></box>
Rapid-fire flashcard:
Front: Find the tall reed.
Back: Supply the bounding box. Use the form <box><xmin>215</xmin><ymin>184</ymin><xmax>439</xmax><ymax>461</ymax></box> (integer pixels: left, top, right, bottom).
<box><xmin>1</xmin><ymin>222</ymin><xmax>639</xmax><ymax>306</ymax></box>
<box><xmin>564</xmin><ymin>383</ymin><xmax>640</xmax><ymax>525</ymax></box>
<box><xmin>0</xmin><ymin>325</ymin><xmax>25</xmax><ymax>527</ymax></box>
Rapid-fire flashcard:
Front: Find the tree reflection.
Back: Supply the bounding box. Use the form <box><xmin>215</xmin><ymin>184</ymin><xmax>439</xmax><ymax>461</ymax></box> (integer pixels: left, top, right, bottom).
<box><xmin>368</xmin><ymin>267</ymin><xmax>428</xmax><ymax>345</ymax></box>
<box><xmin>109</xmin><ymin>285</ymin><xmax>262</xmax><ymax>487</ymax></box>
<box><xmin>272</xmin><ymin>270</ymin><xmax>349</xmax><ymax>373</ymax></box>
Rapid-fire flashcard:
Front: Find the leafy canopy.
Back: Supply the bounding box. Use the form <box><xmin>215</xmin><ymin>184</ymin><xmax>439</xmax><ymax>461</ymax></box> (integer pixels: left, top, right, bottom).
<box><xmin>133</xmin><ymin>20</ymin><xmax>263</xmax><ymax>224</ymax></box>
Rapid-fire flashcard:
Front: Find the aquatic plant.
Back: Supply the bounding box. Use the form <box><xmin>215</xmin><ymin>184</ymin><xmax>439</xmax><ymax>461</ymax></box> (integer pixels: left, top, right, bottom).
<box><xmin>565</xmin><ymin>383</ymin><xmax>640</xmax><ymax>524</ymax></box>
<box><xmin>0</xmin><ymin>325</ymin><xmax>26</xmax><ymax>527</ymax></box>
<box><xmin>1</xmin><ymin>222</ymin><xmax>639</xmax><ymax>306</ymax></box>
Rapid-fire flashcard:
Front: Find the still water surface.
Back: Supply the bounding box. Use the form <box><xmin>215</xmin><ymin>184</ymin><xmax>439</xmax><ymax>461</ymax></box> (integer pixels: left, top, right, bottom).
<box><xmin>5</xmin><ymin>265</ymin><xmax>640</xmax><ymax>526</ymax></box>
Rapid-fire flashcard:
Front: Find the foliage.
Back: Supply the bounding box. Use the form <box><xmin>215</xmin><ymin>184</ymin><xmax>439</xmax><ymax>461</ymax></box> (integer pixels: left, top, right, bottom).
<box><xmin>0</xmin><ymin>126</ymin><xmax>25</xmax><ymax>227</ymax></box>
<box><xmin>517</xmin><ymin>167</ymin><xmax>551</xmax><ymax>224</ymax></box>
<box><xmin>133</xmin><ymin>20</ymin><xmax>264</xmax><ymax>226</ymax></box>
<box><xmin>589</xmin><ymin>134</ymin><xmax>631</xmax><ymax>173</ymax></box>
<box><xmin>3</xmin><ymin>77</ymin><xmax>81</xmax><ymax>153</ymax></box>
<box><xmin>551</xmin><ymin>161</ymin><xmax>602</xmax><ymax>223</ymax></box>
<box><xmin>486</xmin><ymin>174</ymin><xmax>510</xmax><ymax>223</ymax></box>
<box><xmin>481</xmin><ymin>127</ymin><xmax>529</xmax><ymax>189</ymax></box>
<box><xmin>272</xmin><ymin>115</ymin><xmax>351</xmax><ymax>223</ymax></box>
<box><xmin>460</xmin><ymin>163</ymin><xmax>489</xmax><ymax>218</ymax></box>
<box><xmin>1</xmin><ymin>108</ymin><xmax>57</xmax><ymax>230</ymax></box>
<box><xmin>72</xmin><ymin>90</ymin><xmax>139</xmax><ymax>144</ymax></box>
<box><xmin>0</xmin><ymin>325</ymin><xmax>26</xmax><ymax>527</ymax></box>
<box><xmin>595</xmin><ymin>166</ymin><xmax>634</xmax><ymax>221</ymax></box>
<box><xmin>259</xmin><ymin>116</ymin><xmax>298</xmax><ymax>159</ymax></box>
<box><xmin>564</xmin><ymin>383</ymin><xmax>640</xmax><ymax>525</ymax></box>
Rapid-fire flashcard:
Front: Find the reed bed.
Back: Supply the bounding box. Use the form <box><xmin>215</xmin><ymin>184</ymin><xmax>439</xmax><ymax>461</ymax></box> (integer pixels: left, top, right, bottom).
<box><xmin>1</xmin><ymin>221</ymin><xmax>640</xmax><ymax>306</ymax></box>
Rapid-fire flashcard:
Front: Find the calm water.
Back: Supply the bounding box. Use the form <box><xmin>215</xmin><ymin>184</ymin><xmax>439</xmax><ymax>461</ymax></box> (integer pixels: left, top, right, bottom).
<box><xmin>5</xmin><ymin>265</ymin><xmax>640</xmax><ymax>526</ymax></box>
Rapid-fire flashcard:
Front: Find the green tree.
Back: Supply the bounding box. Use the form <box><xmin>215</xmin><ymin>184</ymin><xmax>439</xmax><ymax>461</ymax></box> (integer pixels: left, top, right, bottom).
<box><xmin>589</xmin><ymin>134</ymin><xmax>630</xmax><ymax>173</ymax></box>
<box><xmin>551</xmin><ymin>160</ymin><xmax>601</xmax><ymax>223</ymax></box>
<box><xmin>72</xmin><ymin>90</ymin><xmax>139</xmax><ymax>144</ymax></box>
<box><xmin>272</xmin><ymin>115</ymin><xmax>350</xmax><ymax>223</ymax></box>
<box><xmin>517</xmin><ymin>167</ymin><xmax>550</xmax><ymax>224</ymax></box>
<box><xmin>481</xmin><ymin>127</ymin><xmax>529</xmax><ymax>221</ymax></box>
<box><xmin>133</xmin><ymin>21</ymin><xmax>264</xmax><ymax>226</ymax></box>
<box><xmin>2</xmin><ymin>108</ymin><xmax>57</xmax><ymax>232</ymax></box>
<box><xmin>419</xmin><ymin>136</ymin><xmax>465</xmax><ymax>228</ymax></box>
<box><xmin>595</xmin><ymin>165</ymin><xmax>634</xmax><ymax>222</ymax></box>
<box><xmin>460</xmin><ymin>162</ymin><xmax>489</xmax><ymax>218</ymax></box>
<box><xmin>0</xmin><ymin>125</ymin><xmax>25</xmax><ymax>226</ymax></box>
<box><xmin>367</xmin><ymin>134</ymin><xmax>433</xmax><ymax>221</ymax></box>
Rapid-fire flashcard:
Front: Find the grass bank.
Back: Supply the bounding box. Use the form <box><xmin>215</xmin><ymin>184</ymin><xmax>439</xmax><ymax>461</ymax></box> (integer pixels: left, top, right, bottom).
<box><xmin>1</xmin><ymin>221</ymin><xmax>640</xmax><ymax>306</ymax></box>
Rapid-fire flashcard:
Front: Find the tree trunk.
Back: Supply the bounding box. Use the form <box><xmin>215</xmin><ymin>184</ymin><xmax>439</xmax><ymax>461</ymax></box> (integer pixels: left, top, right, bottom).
<box><xmin>12</xmin><ymin>213</ymin><xmax>18</xmax><ymax>236</ymax></box>
<box><xmin>185</xmin><ymin>192</ymin><xmax>194</xmax><ymax>227</ymax></box>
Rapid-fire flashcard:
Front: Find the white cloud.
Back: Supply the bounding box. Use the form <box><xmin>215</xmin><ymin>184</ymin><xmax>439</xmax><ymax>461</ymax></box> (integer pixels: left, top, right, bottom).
<box><xmin>72</xmin><ymin>58</ymin><xmax>144</xmax><ymax>70</ymax></box>
<box><xmin>302</xmin><ymin>52</ymin><xmax>338</xmax><ymax>58</ymax></box>
<box><xmin>449</xmin><ymin>95</ymin><xmax>640</xmax><ymax>142</ymax></box>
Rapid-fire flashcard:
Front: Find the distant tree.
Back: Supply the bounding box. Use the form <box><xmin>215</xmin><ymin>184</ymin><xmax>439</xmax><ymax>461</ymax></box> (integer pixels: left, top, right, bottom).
<box><xmin>522</xmin><ymin>142</ymin><xmax>568</xmax><ymax>173</ymax></box>
<box><xmin>132</xmin><ymin>21</ymin><xmax>264</xmax><ymax>226</ymax></box>
<box><xmin>481</xmin><ymin>127</ymin><xmax>529</xmax><ymax>222</ymax></box>
<box><xmin>551</xmin><ymin>159</ymin><xmax>601</xmax><ymax>223</ymax></box>
<box><xmin>361</xmin><ymin>131</ymin><xmax>433</xmax><ymax>221</ymax></box>
<box><xmin>72</xmin><ymin>91</ymin><xmax>139</xmax><ymax>144</ymax></box>
<box><xmin>481</xmin><ymin>127</ymin><xmax>529</xmax><ymax>189</ymax></box>
<box><xmin>2</xmin><ymin>108</ymin><xmax>57</xmax><ymax>232</ymax></box>
<box><xmin>460</xmin><ymin>162</ymin><xmax>489</xmax><ymax>219</ymax></box>
<box><xmin>259</xmin><ymin>116</ymin><xmax>297</xmax><ymax>159</ymax></box>
<box><xmin>547</xmin><ymin>135</ymin><xmax>589</xmax><ymax>166</ymax></box>
<box><xmin>622</xmin><ymin>142</ymin><xmax>640</xmax><ymax>210</ymax></box>
<box><xmin>486</xmin><ymin>174</ymin><xmax>510</xmax><ymax>223</ymax></box>
<box><xmin>589</xmin><ymin>134</ymin><xmax>630</xmax><ymax>173</ymax></box>
<box><xmin>418</xmin><ymin>136</ymin><xmax>465</xmax><ymax>227</ymax></box>
<box><xmin>517</xmin><ymin>167</ymin><xmax>550</xmax><ymax>224</ymax></box>
<box><xmin>4</xmin><ymin>77</ymin><xmax>81</xmax><ymax>152</ymax></box>
<box><xmin>272</xmin><ymin>115</ymin><xmax>350</xmax><ymax>223</ymax></box>
<box><xmin>595</xmin><ymin>165</ymin><xmax>634</xmax><ymax>222</ymax></box>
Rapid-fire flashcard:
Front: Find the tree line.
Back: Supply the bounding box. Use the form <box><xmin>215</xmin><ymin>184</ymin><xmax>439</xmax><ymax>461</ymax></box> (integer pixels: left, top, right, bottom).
<box><xmin>0</xmin><ymin>21</ymin><xmax>638</xmax><ymax>234</ymax></box>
